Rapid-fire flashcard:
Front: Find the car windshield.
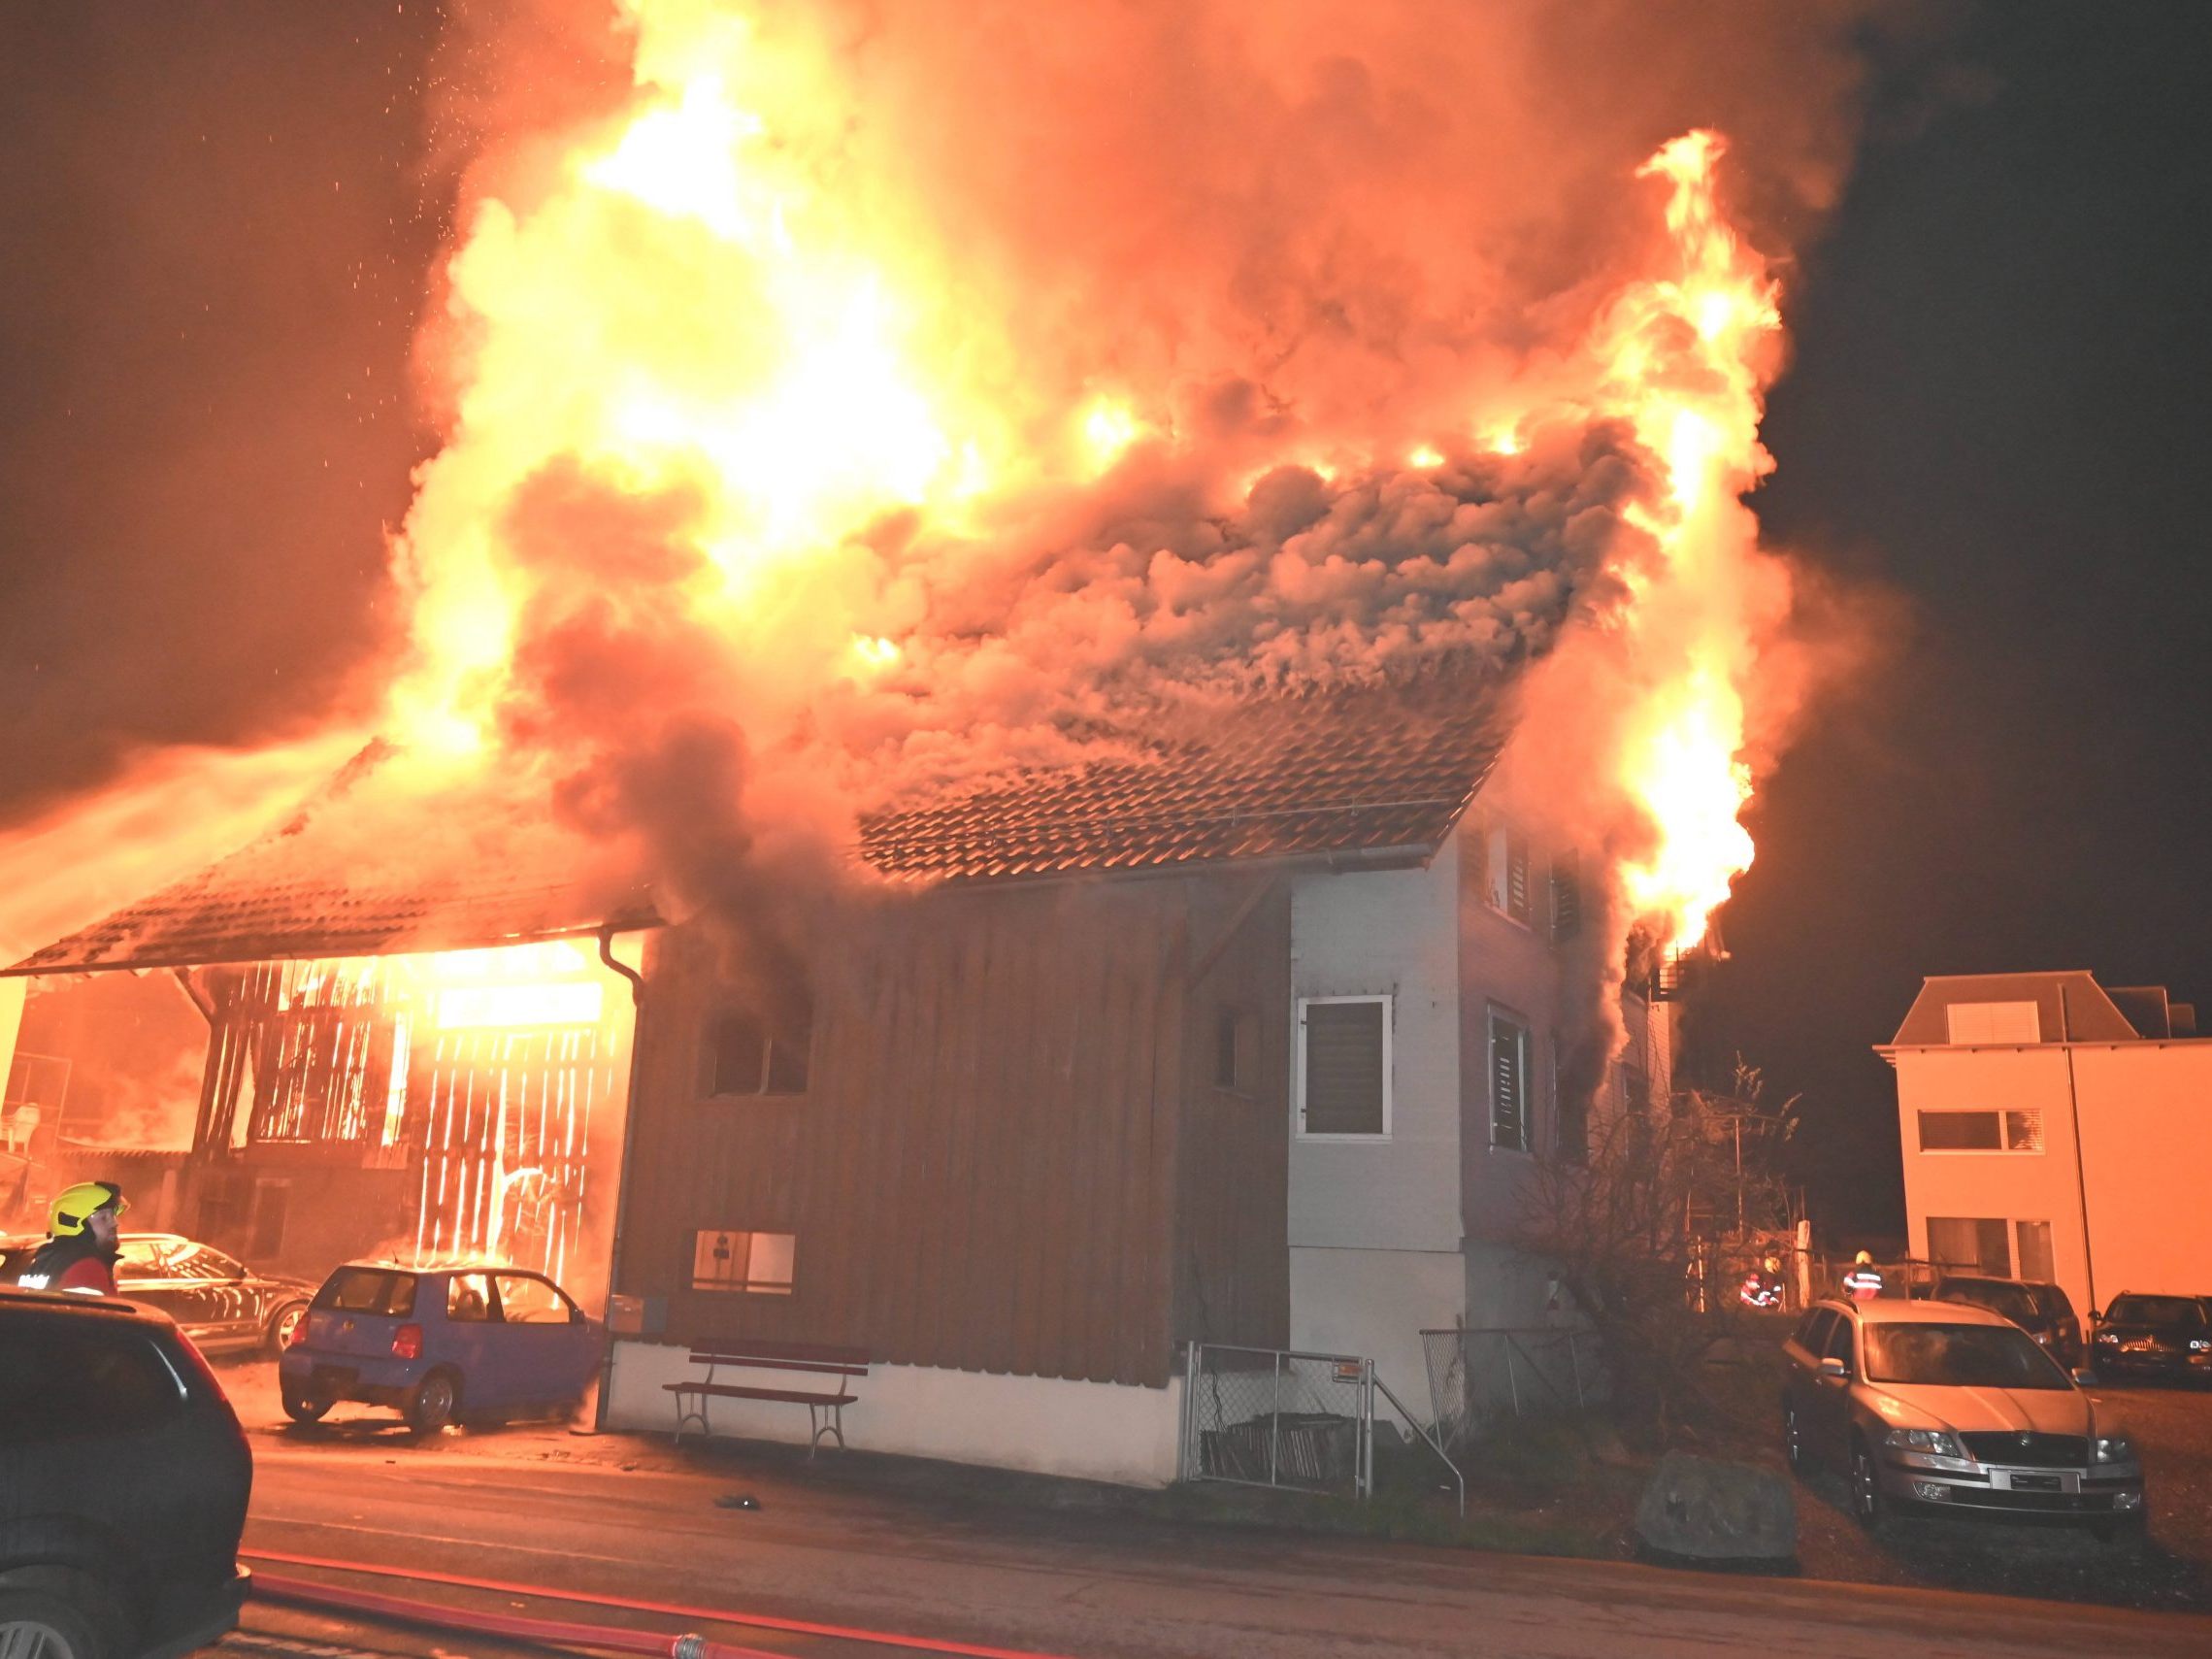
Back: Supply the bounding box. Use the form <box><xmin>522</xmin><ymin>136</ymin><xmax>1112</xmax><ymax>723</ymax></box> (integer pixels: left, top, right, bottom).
<box><xmin>2105</xmin><ymin>1295</ymin><xmax>2205</xmax><ymax>1327</ymax></box>
<box><xmin>316</xmin><ymin>1268</ymin><xmax>417</xmax><ymax>1316</ymax></box>
<box><xmin>1948</xmin><ymin>1280</ymin><xmax>2037</xmax><ymax>1321</ymax></box>
<box><xmin>1863</xmin><ymin>1322</ymin><xmax>2071</xmax><ymax>1390</ymax></box>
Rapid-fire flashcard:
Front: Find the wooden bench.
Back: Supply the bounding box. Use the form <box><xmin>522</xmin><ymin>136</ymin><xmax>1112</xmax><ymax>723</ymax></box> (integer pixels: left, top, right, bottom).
<box><xmin>665</xmin><ymin>1341</ymin><xmax>870</xmax><ymax>1456</ymax></box>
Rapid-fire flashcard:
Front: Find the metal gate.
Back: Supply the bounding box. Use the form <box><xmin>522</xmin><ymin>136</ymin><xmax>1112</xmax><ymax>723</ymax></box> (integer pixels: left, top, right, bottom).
<box><xmin>1180</xmin><ymin>1343</ymin><xmax>1375</xmax><ymax>1499</ymax></box>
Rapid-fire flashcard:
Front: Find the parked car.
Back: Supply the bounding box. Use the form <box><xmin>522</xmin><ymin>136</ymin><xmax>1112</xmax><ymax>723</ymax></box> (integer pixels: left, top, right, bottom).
<box><xmin>1781</xmin><ymin>1296</ymin><xmax>2144</xmax><ymax>1536</ymax></box>
<box><xmin>0</xmin><ymin>1230</ymin><xmax>317</xmax><ymax>1357</ymax></box>
<box><xmin>2089</xmin><ymin>1292</ymin><xmax>2212</xmax><ymax>1384</ymax></box>
<box><xmin>280</xmin><ymin>1260</ymin><xmax>604</xmax><ymax>1433</ymax></box>
<box><xmin>1925</xmin><ymin>1274</ymin><xmax>2084</xmax><ymax>1369</ymax></box>
<box><xmin>0</xmin><ymin>1285</ymin><xmax>252</xmax><ymax>1657</ymax></box>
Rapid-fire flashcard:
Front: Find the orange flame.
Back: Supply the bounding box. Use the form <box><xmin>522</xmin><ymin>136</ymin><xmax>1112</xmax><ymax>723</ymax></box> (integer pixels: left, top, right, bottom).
<box><xmin>1591</xmin><ymin>130</ymin><xmax>1781</xmax><ymax>951</ymax></box>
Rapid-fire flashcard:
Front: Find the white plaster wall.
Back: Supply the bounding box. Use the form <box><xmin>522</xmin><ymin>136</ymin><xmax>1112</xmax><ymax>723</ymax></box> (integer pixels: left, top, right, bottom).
<box><xmin>0</xmin><ymin>979</ymin><xmax>22</xmax><ymax>1095</ymax></box>
<box><xmin>1288</xmin><ymin>1245</ymin><xmax>1463</xmax><ymax>1415</ymax></box>
<box><xmin>1287</xmin><ymin>845</ymin><xmax>1461</xmax><ymax>1252</ymax></box>
<box><xmin>607</xmin><ymin>1341</ymin><xmax>1186</xmax><ymax>1487</ymax></box>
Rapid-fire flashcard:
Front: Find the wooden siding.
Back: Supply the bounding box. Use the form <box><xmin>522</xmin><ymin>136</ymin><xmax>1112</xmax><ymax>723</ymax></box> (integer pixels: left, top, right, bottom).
<box><xmin>619</xmin><ymin>873</ymin><xmax>1292</xmax><ymax>1389</ymax></box>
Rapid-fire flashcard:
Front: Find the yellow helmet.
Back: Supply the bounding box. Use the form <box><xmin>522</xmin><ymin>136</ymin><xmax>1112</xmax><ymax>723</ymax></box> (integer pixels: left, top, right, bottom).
<box><xmin>50</xmin><ymin>1180</ymin><xmax>126</xmax><ymax>1237</ymax></box>
<box><xmin>1854</xmin><ymin>1249</ymin><xmax>1873</xmax><ymax>1265</ymax></box>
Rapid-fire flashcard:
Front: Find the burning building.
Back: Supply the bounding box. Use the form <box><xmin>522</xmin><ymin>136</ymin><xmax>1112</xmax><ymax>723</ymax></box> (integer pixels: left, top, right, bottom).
<box><xmin>5</xmin><ymin>670</ymin><xmax>1672</xmax><ymax>1482</ymax></box>
<box><xmin>0</xmin><ymin>1</ymin><xmax>1865</xmax><ymax>1480</ymax></box>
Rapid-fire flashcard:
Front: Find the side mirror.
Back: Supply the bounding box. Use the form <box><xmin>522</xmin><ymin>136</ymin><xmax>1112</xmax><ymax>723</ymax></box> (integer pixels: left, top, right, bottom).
<box><xmin>2072</xmin><ymin>1368</ymin><xmax>2097</xmax><ymax>1387</ymax></box>
<box><xmin>1818</xmin><ymin>1356</ymin><xmax>1849</xmax><ymax>1380</ymax></box>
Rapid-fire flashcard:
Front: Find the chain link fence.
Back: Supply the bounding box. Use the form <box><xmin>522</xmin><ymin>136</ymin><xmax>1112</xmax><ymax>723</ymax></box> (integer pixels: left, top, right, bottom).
<box><xmin>1421</xmin><ymin>1326</ymin><xmax>1601</xmax><ymax>1454</ymax></box>
<box><xmin>1181</xmin><ymin>1343</ymin><xmax>1373</xmax><ymax>1498</ymax></box>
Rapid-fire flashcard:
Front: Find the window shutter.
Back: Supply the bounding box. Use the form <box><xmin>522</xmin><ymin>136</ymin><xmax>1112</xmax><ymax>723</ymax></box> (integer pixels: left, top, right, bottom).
<box><xmin>1302</xmin><ymin>1002</ymin><xmax>1385</xmax><ymax>1135</ymax></box>
<box><xmin>1505</xmin><ymin>835</ymin><xmax>1532</xmax><ymax>923</ymax></box>
<box><xmin>1492</xmin><ymin>1013</ymin><xmax>1527</xmax><ymax>1150</ymax></box>
<box><xmin>1549</xmin><ymin>855</ymin><xmax>1581</xmax><ymax>943</ymax></box>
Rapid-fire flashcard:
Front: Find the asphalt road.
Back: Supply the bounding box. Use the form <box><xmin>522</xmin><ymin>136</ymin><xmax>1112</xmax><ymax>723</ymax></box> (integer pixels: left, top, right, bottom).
<box><xmin>231</xmin><ymin>1425</ymin><xmax>2212</xmax><ymax>1659</ymax></box>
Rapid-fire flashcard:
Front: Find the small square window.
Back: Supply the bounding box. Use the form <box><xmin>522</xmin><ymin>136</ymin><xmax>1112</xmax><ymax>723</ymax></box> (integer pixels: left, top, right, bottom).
<box><xmin>692</xmin><ymin>1229</ymin><xmax>797</xmax><ymax>1295</ymax></box>
<box><xmin>705</xmin><ymin>1007</ymin><xmax>811</xmax><ymax>1097</ymax></box>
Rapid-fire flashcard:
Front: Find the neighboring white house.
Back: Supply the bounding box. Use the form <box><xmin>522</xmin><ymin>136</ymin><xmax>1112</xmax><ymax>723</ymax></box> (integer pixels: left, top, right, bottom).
<box><xmin>1878</xmin><ymin>971</ymin><xmax>2211</xmax><ymax>1322</ymax></box>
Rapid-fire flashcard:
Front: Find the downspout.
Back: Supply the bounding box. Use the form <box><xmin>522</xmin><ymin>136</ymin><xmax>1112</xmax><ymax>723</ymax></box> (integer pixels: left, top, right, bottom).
<box><xmin>594</xmin><ymin>923</ymin><xmax>649</xmax><ymax>1432</ymax></box>
<box><xmin>2061</xmin><ymin>985</ymin><xmax>2099</xmax><ymax>1317</ymax></box>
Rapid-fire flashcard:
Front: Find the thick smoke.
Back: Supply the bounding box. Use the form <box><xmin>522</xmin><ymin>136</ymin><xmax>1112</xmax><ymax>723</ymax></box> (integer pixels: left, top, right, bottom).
<box><xmin>370</xmin><ymin>0</ymin><xmax>1903</xmax><ymax>978</ymax></box>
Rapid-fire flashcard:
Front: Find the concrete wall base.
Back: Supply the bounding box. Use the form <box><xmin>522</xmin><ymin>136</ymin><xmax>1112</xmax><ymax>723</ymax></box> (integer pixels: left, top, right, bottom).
<box><xmin>606</xmin><ymin>1340</ymin><xmax>1186</xmax><ymax>1487</ymax></box>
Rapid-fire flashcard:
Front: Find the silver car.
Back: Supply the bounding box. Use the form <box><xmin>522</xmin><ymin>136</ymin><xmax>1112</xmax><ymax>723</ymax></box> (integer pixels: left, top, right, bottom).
<box><xmin>1781</xmin><ymin>1297</ymin><xmax>2145</xmax><ymax>1535</ymax></box>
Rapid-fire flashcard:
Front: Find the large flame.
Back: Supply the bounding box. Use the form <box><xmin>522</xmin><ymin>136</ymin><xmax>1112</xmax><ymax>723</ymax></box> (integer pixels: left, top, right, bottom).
<box><xmin>1590</xmin><ymin>130</ymin><xmax>1780</xmax><ymax>951</ymax></box>
<box><xmin>2</xmin><ymin>8</ymin><xmax>1798</xmax><ymax>983</ymax></box>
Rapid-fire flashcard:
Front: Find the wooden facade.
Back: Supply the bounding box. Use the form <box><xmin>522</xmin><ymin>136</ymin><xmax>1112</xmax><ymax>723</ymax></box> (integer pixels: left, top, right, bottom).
<box><xmin>182</xmin><ymin>952</ymin><xmax>631</xmax><ymax>1288</ymax></box>
<box><xmin>617</xmin><ymin>871</ymin><xmax>1292</xmax><ymax>1390</ymax></box>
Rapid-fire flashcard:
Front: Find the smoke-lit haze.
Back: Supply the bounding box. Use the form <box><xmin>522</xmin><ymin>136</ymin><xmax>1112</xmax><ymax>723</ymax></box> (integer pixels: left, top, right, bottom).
<box><xmin>2</xmin><ymin>1</ymin><xmax>1912</xmax><ymax>998</ymax></box>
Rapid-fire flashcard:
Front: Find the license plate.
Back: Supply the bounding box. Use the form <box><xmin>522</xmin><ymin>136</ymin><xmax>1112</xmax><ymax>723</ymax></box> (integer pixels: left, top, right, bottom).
<box><xmin>2009</xmin><ymin>1473</ymin><xmax>2062</xmax><ymax>1492</ymax></box>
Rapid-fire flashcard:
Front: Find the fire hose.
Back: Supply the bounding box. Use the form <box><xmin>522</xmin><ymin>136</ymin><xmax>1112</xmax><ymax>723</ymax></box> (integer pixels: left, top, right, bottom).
<box><xmin>244</xmin><ymin>1547</ymin><xmax>1079</xmax><ymax>1659</ymax></box>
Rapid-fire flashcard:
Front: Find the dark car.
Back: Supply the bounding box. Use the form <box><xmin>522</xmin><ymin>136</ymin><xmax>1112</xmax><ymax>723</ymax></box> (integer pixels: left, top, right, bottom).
<box><xmin>1927</xmin><ymin>1275</ymin><xmax>2084</xmax><ymax>1369</ymax></box>
<box><xmin>0</xmin><ymin>1286</ymin><xmax>251</xmax><ymax>1657</ymax></box>
<box><xmin>0</xmin><ymin>1231</ymin><xmax>316</xmax><ymax>1357</ymax></box>
<box><xmin>2090</xmin><ymin>1292</ymin><xmax>2212</xmax><ymax>1383</ymax></box>
<box><xmin>281</xmin><ymin>1261</ymin><xmax>604</xmax><ymax>1433</ymax></box>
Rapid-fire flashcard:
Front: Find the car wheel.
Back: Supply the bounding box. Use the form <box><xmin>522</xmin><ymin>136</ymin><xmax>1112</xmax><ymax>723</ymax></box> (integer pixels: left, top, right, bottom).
<box><xmin>282</xmin><ymin>1387</ymin><xmax>333</xmax><ymax>1424</ymax></box>
<box><xmin>1850</xmin><ymin>1436</ymin><xmax>1885</xmax><ymax>1531</ymax></box>
<box><xmin>0</xmin><ymin>1589</ymin><xmax>108</xmax><ymax>1659</ymax></box>
<box><xmin>267</xmin><ymin>1300</ymin><xmax>310</xmax><ymax>1356</ymax></box>
<box><xmin>1783</xmin><ymin>1405</ymin><xmax>1806</xmax><ymax>1477</ymax></box>
<box><xmin>407</xmin><ymin>1369</ymin><xmax>460</xmax><ymax>1434</ymax></box>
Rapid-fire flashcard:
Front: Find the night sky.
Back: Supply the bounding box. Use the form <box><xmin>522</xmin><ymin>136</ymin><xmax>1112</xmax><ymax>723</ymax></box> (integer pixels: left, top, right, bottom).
<box><xmin>2</xmin><ymin>5</ymin><xmax>2205</xmax><ymax>1232</ymax></box>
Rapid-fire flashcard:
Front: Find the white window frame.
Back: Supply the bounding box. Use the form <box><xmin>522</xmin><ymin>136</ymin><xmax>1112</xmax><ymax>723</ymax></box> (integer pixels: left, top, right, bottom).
<box><xmin>1945</xmin><ymin>1001</ymin><xmax>2041</xmax><ymax>1045</ymax></box>
<box><xmin>1294</xmin><ymin>994</ymin><xmax>1393</xmax><ymax>1142</ymax></box>
<box><xmin>1488</xmin><ymin>1005</ymin><xmax>1534</xmax><ymax>1155</ymax></box>
<box><xmin>1914</xmin><ymin>1108</ymin><xmax>2045</xmax><ymax>1155</ymax></box>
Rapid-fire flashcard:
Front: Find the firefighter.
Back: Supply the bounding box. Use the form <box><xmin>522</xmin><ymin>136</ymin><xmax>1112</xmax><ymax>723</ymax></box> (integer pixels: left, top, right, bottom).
<box><xmin>1739</xmin><ymin>1253</ymin><xmax>1786</xmax><ymax>1311</ymax></box>
<box><xmin>1842</xmin><ymin>1248</ymin><xmax>1884</xmax><ymax>1302</ymax></box>
<box><xmin>14</xmin><ymin>1180</ymin><xmax>127</xmax><ymax>1295</ymax></box>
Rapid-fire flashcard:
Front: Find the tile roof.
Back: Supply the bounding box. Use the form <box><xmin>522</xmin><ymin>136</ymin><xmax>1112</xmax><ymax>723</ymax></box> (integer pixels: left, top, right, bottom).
<box><xmin>859</xmin><ymin>671</ymin><xmax>1509</xmax><ymax>880</ymax></box>
<box><xmin>8</xmin><ymin>671</ymin><xmax>1508</xmax><ymax>974</ymax></box>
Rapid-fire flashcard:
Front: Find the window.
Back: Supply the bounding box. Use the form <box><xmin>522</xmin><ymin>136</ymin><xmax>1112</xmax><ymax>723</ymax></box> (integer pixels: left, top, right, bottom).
<box><xmin>0</xmin><ymin>1328</ymin><xmax>182</xmax><ymax>1443</ymax></box>
<box><xmin>1794</xmin><ymin>1309</ymin><xmax>1837</xmax><ymax>1357</ymax></box>
<box><xmin>1486</xmin><ymin>824</ymin><xmax>1533</xmax><ymax>924</ymax></box>
<box><xmin>2014</xmin><ymin>1220</ymin><xmax>2055</xmax><ymax>1284</ymax></box>
<box><xmin>1821</xmin><ymin>1314</ymin><xmax>1856</xmax><ymax>1370</ymax></box>
<box><xmin>1917</xmin><ymin>1109</ymin><xmax>2042</xmax><ymax>1152</ymax></box>
<box><xmin>315</xmin><ymin>1268</ymin><xmax>417</xmax><ymax>1316</ymax></box>
<box><xmin>1491</xmin><ymin>1011</ymin><xmax>1531</xmax><ymax>1152</ymax></box>
<box><xmin>1296</xmin><ymin>997</ymin><xmax>1389</xmax><ymax>1137</ymax></box>
<box><xmin>1927</xmin><ymin>1216</ymin><xmax>2013</xmax><ymax>1277</ymax></box>
<box><xmin>1553</xmin><ymin>1034</ymin><xmax>1587</xmax><ymax>1164</ymax></box>
<box><xmin>494</xmin><ymin>1274</ymin><xmax>576</xmax><ymax>1324</ymax></box>
<box><xmin>1549</xmin><ymin>853</ymin><xmax>1582</xmax><ymax>943</ymax></box>
<box><xmin>1214</xmin><ymin>1009</ymin><xmax>1255</xmax><ymax>1093</ymax></box>
<box><xmin>705</xmin><ymin>1006</ymin><xmax>811</xmax><ymax>1097</ymax></box>
<box><xmin>692</xmin><ymin>1229</ymin><xmax>797</xmax><ymax>1295</ymax></box>
<box><xmin>1945</xmin><ymin>1001</ymin><xmax>2041</xmax><ymax>1044</ymax></box>
<box><xmin>446</xmin><ymin>1272</ymin><xmax>495</xmax><ymax>1321</ymax></box>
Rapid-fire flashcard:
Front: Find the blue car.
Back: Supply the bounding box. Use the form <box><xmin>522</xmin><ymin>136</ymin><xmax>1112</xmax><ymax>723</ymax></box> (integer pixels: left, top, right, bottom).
<box><xmin>280</xmin><ymin>1261</ymin><xmax>603</xmax><ymax>1433</ymax></box>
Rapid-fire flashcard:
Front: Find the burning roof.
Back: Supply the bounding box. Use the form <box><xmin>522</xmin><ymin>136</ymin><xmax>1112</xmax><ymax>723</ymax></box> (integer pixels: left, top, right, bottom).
<box><xmin>5</xmin><ymin>670</ymin><xmax>1509</xmax><ymax>977</ymax></box>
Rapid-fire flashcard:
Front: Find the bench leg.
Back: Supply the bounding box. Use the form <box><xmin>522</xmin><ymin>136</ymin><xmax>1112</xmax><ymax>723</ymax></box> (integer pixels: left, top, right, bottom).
<box><xmin>673</xmin><ymin>1388</ymin><xmax>710</xmax><ymax>1446</ymax></box>
<box><xmin>808</xmin><ymin>1400</ymin><xmax>845</xmax><ymax>1460</ymax></box>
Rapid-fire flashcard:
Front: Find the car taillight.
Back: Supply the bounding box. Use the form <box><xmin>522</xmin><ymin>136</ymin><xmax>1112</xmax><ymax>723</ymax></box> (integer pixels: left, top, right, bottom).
<box><xmin>286</xmin><ymin>1315</ymin><xmax>312</xmax><ymax>1347</ymax></box>
<box><xmin>392</xmin><ymin>1324</ymin><xmax>423</xmax><ymax>1360</ymax></box>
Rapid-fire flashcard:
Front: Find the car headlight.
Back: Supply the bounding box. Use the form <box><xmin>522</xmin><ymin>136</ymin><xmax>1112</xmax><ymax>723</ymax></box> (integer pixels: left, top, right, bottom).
<box><xmin>2190</xmin><ymin>1339</ymin><xmax>2211</xmax><ymax>1353</ymax></box>
<box><xmin>1882</xmin><ymin>1427</ymin><xmax>1964</xmax><ymax>1457</ymax></box>
<box><xmin>2096</xmin><ymin>1332</ymin><xmax>2119</xmax><ymax>1344</ymax></box>
<box><xmin>2093</xmin><ymin>1435</ymin><xmax>2136</xmax><ymax>1464</ymax></box>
